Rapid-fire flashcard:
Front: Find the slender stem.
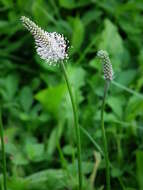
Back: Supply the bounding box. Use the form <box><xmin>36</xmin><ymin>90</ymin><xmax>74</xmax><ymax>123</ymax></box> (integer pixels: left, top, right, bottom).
<box><xmin>0</xmin><ymin>110</ymin><xmax>7</xmax><ymax>190</ymax></box>
<box><xmin>101</xmin><ymin>80</ymin><xmax>111</xmax><ymax>190</ymax></box>
<box><xmin>61</xmin><ymin>62</ymin><xmax>82</xmax><ymax>190</ymax></box>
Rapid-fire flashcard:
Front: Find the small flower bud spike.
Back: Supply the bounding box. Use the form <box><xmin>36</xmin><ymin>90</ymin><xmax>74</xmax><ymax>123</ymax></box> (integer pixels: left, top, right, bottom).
<box><xmin>97</xmin><ymin>50</ymin><xmax>113</xmax><ymax>81</ymax></box>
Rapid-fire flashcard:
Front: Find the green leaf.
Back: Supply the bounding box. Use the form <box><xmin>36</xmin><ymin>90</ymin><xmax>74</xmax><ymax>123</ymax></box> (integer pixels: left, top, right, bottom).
<box><xmin>19</xmin><ymin>86</ymin><xmax>33</xmax><ymax>112</ymax></box>
<box><xmin>71</xmin><ymin>17</ymin><xmax>84</xmax><ymax>52</ymax></box>
<box><xmin>59</xmin><ymin>0</ymin><xmax>90</xmax><ymax>9</ymax></box>
<box><xmin>68</xmin><ymin>161</ymin><xmax>94</xmax><ymax>175</ymax></box>
<box><xmin>7</xmin><ymin>177</ymin><xmax>29</xmax><ymax>190</ymax></box>
<box><xmin>47</xmin><ymin>128</ymin><xmax>58</xmax><ymax>156</ymax></box>
<box><xmin>12</xmin><ymin>153</ymin><xmax>29</xmax><ymax>166</ymax></box>
<box><xmin>98</xmin><ymin>19</ymin><xmax>127</xmax><ymax>70</ymax></box>
<box><xmin>125</xmin><ymin>96</ymin><xmax>143</xmax><ymax>121</ymax></box>
<box><xmin>25</xmin><ymin>142</ymin><xmax>44</xmax><ymax>161</ymax></box>
<box><xmin>35</xmin><ymin>84</ymin><xmax>66</xmax><ymax>114</ymax></box>
<box><xmin>68</xmin><ymin>66</ymin><xmax>86</xmax><ymax>91</ymax></box>
<box><xmin>89</xmin><ymin>57</ymin><xmax>101</xmax><ymax>70</ymax></box>
<box><xmin>0</xmin><ymin>0</ymin><xmax>13</xmax><ymax>8</ymax></box>
<box><xmin>136</xmin><ymin>151</ymin><xmax>143</xmax><ymax>190</ymax></box>
<box><xmin>5</xmin><ymin>143</ymin><xmax>17</xmax><ymax>155</ymax></box>
<box><xmin>32</xmin><ymin>0</ymin><xmax>50</xmax><ymax>27</ymax></box>
<box><xmin>107</xmin><ymin>96</ymin><xmax>123</xmax><ymax>118</ymax></box>
<box><xmin>25</xmin><ymin>169</ymin><xmax>77</xmax><ymax>190</ymax></box>
<box><xmin>82</xmin><ymin>9</ymin><xmax>102</xmax><ymax>26</ymax></box>
<box><xmin>2</xmin><ymin>74</ymin><xmax>19</xmax><ymax>101</ymax></box>
<box><xmin>115</xmin><ymin>69</ymin><xmax>137</xmax><ymax>86</ymax></box>
<box><xmin>59</xmin><ymin>0</ymin><xmax>75</xmax><ymax>9</ymax></box>
<box><xmin>63</xmin><ymin>145</ymin><xmax>76</xmax><ymax>155</ymax></box>
<box><xmin>111</xmin><ymin>167</ymin><xmax>123</xmax><ymax>177</ymax></box>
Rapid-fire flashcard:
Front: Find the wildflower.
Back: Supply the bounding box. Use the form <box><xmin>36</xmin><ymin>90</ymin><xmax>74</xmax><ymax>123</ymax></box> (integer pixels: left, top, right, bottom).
<box><xmin>21</xmin><ymin>16</ymin><xmax>68</xmax><ymax>65</ymax></box>
<box><xmin>97</xmin><ymin>50</ymin><xmax>113</xmax><ymax>81</ymax></box>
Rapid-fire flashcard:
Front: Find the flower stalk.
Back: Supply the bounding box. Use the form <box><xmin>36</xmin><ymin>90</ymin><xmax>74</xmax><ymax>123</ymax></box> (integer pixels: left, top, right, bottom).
<box><xmin>61</xmin><ymin>62</ymin><xmax>82</xmax><ymax>190</ymax></box>
<box><xmin>97</xmin><ymin>50</ymin><xmax>113</xmax><ymax>190</ymax></box>
<box><xmin>0</xmin><ymin>110</ymin><xmax>7</xmax><ymax>190</ymax></box>
<box><xmin>101</xmin><ymin>80</ymin><xmax>111</xmax><ymax>190</ymax></box>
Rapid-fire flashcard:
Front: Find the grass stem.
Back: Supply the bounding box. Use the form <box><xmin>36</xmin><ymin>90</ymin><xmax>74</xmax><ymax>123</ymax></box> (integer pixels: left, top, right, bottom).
<box><xmin>101</xmin><ymin>80</ymin><xmax>111</xmax><ymax>190</ymax></box>
<box><xmin>0</xmin><ymin>110</ymin><xmax>7</xmax><ymax>190</ymax></box>
<box><xmin>61</xmin><ymin>62</ymin><xmax>82</xmax><ymax>190</ymax></box>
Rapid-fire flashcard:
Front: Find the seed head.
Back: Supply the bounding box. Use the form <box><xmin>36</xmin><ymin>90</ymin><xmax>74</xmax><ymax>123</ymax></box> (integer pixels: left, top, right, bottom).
<box><xmin>97</xmin><ymin>50</ymin><xmax>113</xmax><ymax>81</ymax></box>
<box><xmin>20</xmin><ymin>16</ymin><xmax>69</xmax><ymax>65</ymax></box>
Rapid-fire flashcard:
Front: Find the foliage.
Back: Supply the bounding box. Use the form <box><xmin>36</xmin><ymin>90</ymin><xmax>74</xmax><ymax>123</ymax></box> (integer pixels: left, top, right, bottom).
<box><xmin>0</xmin><ymin>0</ymin><xmax>143</xmax><ymax>189</ymax></box>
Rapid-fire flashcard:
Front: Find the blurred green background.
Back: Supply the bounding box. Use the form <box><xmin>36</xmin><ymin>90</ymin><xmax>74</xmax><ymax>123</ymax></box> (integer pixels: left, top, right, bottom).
<box><xmin>0</xmin><ymin>0</ymin><xmax>143</xmax><ymax>189</ymax></box>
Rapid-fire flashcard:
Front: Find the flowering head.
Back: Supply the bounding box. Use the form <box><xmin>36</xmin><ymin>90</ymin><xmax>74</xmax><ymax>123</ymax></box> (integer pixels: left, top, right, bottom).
<box><xmin>20</xmin><ymin>16</ymin><xmax>69</xmax><ymax>65</ymax></box>
<box><xmin>97</xmin><ymin>50</ymin><xmax>113</xmax><ymax>81</ymax></box>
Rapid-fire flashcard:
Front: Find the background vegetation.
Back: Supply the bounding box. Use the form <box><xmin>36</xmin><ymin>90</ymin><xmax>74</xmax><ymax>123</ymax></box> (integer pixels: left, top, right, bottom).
<box><xmin>0</xmin><ymin>0</ymin><xmax>143</xmax><ymax>189</ymax></box>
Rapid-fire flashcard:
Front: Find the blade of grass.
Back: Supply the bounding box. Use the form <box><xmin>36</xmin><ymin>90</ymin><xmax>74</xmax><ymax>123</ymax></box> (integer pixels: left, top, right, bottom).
<box><xmin>112</xmin><ymin>80</ymin><xmax>143</xmax><ymax>99</ymax></box>
<box><xmin>80</xmin><ymin>126</ymin><xmax>104</xmax><ymax>156</ymax></box>
<box><xmin>0</xmin><ymin>110</ymin><xmax>7</xmax><ymax>190</ymax></box>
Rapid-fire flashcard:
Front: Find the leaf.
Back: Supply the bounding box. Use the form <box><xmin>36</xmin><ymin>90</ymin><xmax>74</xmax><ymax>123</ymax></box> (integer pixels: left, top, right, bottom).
<box><xmin>82</xmin><ymin>9</ymin><xmax>102</xmax><ymax>26</ymax></box>
<box><xmin>17</xmin><ymin>0</ymin><xmax>33</xmax><ymax>10</ymax></box>
<box><xmin>25</xmin><ymin>169</ymin><xmax>76</xmax><ymax>190</ymax></box>
<box><xmin>5</xmin><ymin>143</ymin><xmax>18</xmax><ymax>155</ymax></box>
<box><xmin>35</xmin><ymin>84</ymin><xmax>66</xmax><ymax>114</ymax></box>
<box><xmin>63</xmin><ymin>145</ymin><xmax>76</xmax><ymax>155</ymax></box>
<box><xmin>19</xmin><ymin>86</ymin><xmax>33</xmax><ymax>112</ymax></box>
<box><xmin>7</xmin><ymin>177</ymin><xmax>29</xmax><ymax>190</ymax></box>
<box><xmin>89</xmin><ymin>57</ymin><xmax>101</xmax><ymax>70</ymax></box>
<box><xmin>2</xmin><ymin>74</ymin><xmax>19</xmax><ymax>101</ymax></box>
<box><xmin>98</xmin><ymin>19</ymin><xmax>127</xmax><ymax>71</ymax></box>
<box><xmin>96</xmin><ymin>0</ymin><xmax>119</xmax><ymax>14</ymax></box>
<box><xmin>11</xmin><ymin>153</ymin><xmax>29</xmax><ymax>166</ymax></box>
<box><xmin>68</xmin><ymin>161</ymin><xmax>94</xmax><ymax>175</ymax></box>
<box><xmin>47</xmin><ymin>128</ymin><xmax>58</xmax><ymax>156</ymax></box>
<box><xmin>24</xmin><ymin>142</ymin><xmax>44</xmax><ymax>162</ymax></box>
<box><xmin>59</xmin><ymin>0</ymin><xmax>90</xmax><ymax>9</ymax></box>
<box><xmin>125</xmin><ymin>96</ymin><xmax>143</xmax><ymax>121</ymax></box>
<box><xmin>59</xmin><ymin>0</ymin><xmax>75</xmax><ymax>9</ymax></box>
<box><xmin>111</xmin><ymin>167</ymin><xmax>123</xmax><ymax>177</ymax></box>
<box><xmin>0</xmin><ymin>0</ymin><xmax>13</xmax><ymax>8</ymax></box>
<box><xmin>68</xmin><ymin>66</ymin><xmax>86</xmax><ymax>91</ymax></box>
<box><xmin>71</xmin><ymin>17</ymin><xmax>85</xmax><ymax>52</ymax></box>
<box><xmin>115</xmin><ymin>69</ymin><xmax>137</xmax><ymax>86</ymax></box>
<box><xmin>3</xmin><ymin>36</ymin><xmax>27</xmax><ymax>53</ymax></box>
<box><xmin>136</xmin><ymin>151</ymin><xmax>143</xmax><ymax>190</ymax></box>
<box><xmin>107</xmin><ymin>96</ymin><xmax>123</xmax><ymax>118</ymax></box>
<box><xmin>32</xmin><ymin>0</ymin><xmax>50</xmax><ymax>27</ymax></box>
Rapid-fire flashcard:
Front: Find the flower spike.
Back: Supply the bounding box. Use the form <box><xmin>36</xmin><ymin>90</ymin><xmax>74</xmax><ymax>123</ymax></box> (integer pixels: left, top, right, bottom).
<box><xmin>21</xmin><ymin>16</ymin><xmax>68</xmax><ymax>65</ymax></box>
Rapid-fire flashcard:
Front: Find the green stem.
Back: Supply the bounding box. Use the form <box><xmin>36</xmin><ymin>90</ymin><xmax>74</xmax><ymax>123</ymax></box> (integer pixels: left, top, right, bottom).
<box><xmin>61</xmin><ymin>62</ymin><xmax>82</xmax><ymax>190</ymax></box>
<box><xmin>0</xmin><ymin>110</ymin><xmax>7</xmax><ymax>190</ymax></box>
<box><xmin>101</xmin><ymin>80</ymin><xmax>111</xmax><ymax>190</ymax></box>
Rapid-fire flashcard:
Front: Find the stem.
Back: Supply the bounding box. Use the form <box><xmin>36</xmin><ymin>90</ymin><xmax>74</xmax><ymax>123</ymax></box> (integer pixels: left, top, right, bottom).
<box><xmin>61</xmin><ymin>62</ymin><xmax>82</xmax><ymax>190</ymax></box>
<box><xmin>0</xmin><ymin>110</ymin><xmax>7</xmax><ymax>190</ymax></box>
<box><xmin>101</xmin><ymin>80</ymin><xmax>111</xmax><ymax>190</ymax></box>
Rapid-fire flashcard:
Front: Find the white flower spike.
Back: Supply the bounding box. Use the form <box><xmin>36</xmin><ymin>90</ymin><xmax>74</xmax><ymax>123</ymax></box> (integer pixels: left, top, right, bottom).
<box><xmin>21</xmin><ymin>16</ymin><xmax>69</xmax><ymax>65</ymax></box>
<box><xmin>97</xmin><ymin>50</ymin><xmax>113</xmax><ymax>81</ymax></box>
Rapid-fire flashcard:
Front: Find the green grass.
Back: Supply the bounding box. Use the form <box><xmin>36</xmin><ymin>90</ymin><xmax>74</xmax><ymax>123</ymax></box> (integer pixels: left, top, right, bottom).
<box><xmin>0</xmin><ymin>0</ymin><xmax>143</xmax><ymax>190</ymax></box>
